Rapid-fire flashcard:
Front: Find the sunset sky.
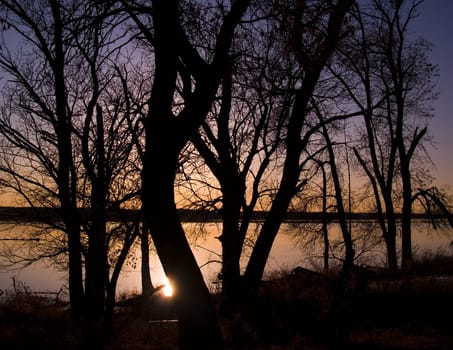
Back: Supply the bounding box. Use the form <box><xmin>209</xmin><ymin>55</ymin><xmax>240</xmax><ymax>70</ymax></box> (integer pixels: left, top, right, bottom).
<box><xmin>412</xmin><ymin>1</ymin><xmax>453</xmax><ymax>188</ymax></box>
<box><xmin>0</xmin><ymin>1</ymin><xmax>451</xmax><ymax>201</ymax></box>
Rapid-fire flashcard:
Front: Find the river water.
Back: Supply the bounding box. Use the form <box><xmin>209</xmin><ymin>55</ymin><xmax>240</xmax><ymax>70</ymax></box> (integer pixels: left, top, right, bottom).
<box><xmin>0</xmin><ymin>220</ymin><xmax>452</xmax><ymax>297</ymax></box>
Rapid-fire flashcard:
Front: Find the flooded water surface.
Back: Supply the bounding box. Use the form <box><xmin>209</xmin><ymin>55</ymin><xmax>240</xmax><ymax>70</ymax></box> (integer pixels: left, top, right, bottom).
<box><xmin>0</xmin><ymin>220</ymin><xmax>452</xmax><ymax>297</ymax></box>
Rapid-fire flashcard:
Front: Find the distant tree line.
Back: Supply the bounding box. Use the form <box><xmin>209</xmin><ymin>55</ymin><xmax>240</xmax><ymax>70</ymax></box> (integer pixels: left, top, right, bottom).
<box><xmin>1</xmin><ymin>206</ymin><xmax>449</xmax><ymax>223</ymax></box>
<box><xmin>0</xmin><ymin>1</ymin><xmax>451</xmax><ymax>348</ymax></box>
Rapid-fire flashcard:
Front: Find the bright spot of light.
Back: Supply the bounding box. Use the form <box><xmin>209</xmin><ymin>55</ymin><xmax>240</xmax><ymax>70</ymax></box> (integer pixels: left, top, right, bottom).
<box><xmin>163</xmin><ymin>277</ymin><xmax>173</xmax><ymax>297</ymax></box>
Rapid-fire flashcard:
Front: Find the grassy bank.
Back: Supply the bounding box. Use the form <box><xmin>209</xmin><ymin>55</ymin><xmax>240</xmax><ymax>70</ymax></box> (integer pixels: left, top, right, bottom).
<box><xmin>1</xmin><ymin>253</ymin><xmax>453</xmax><ymax>349</ymax></box>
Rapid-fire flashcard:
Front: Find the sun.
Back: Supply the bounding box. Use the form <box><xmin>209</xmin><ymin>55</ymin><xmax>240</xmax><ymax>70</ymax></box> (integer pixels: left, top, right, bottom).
<box><xmin>163</xmin><ymin>278</ymin><xmax>173</xmax><ymax>297</ymax></box>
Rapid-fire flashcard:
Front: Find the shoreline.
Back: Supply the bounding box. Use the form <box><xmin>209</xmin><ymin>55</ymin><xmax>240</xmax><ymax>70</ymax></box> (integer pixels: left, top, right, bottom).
<box><xmin>0</xmin><ymin>206</ymin><xmax>448</xmax><ymax>223</ymax></box>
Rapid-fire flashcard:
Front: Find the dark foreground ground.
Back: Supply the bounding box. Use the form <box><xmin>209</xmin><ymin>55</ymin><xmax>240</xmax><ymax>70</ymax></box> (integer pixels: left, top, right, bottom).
<box><xmin>1</xmin><ymin>256</ymin><xmax>453</xmax><ymax>349</ymax></box>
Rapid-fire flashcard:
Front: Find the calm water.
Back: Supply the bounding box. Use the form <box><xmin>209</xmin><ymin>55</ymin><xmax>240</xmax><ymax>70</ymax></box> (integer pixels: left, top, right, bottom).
<box><xmin>0</xmin><ymin>221</ymin><xmax>452</xmax><ymax>297</ymax></box>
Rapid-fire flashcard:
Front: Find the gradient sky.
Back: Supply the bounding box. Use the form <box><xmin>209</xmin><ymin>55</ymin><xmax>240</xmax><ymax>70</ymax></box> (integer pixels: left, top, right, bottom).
<box><xmin>412</xmin><ymin>1</ymin><xmax>453</xmax><ymax>188</ymax></box>
<box><xmin>0</xmin><ymin>1</ymin><xmax>451</xmax><ymax>194</ymax></box>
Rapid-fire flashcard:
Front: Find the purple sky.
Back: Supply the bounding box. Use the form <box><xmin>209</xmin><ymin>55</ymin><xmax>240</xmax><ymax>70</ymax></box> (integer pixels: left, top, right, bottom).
<box><xmin>0</xmin><ymin>1</ymin><xmax>451</xmax><ymax>192</ymax></box>
<box><xmin>412</xmin><ymin>1</ymin><xmax>453</xmax><ymax>188</ymax></box>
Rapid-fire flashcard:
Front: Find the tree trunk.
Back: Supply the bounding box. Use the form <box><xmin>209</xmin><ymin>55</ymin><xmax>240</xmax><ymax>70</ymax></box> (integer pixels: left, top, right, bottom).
<box><xmin>243</xmin><ymin>171</ymin><xmax>298</xmax><ymax>293</ymax></box>
<box><xmin>105</xmin><ymin>226</ymin><xmax>137</xmax><ymax>331</ymax></box>
<box><xmin>65</xmin><ymin>218</ymin><xmax>84</xmax><ymax>321</ymax></box>
<box><xmin>219</xmin><ymin>178</ymin><xmax>244</xmax><ymax>314</ymax></box>
<box><xmin>83</xmin><ymin>212</ymin><xmax>107</xmax><ymax>348</ymax></box>
<box><xmin>243</xmin><ymin>77</ymin><xmax>321</xmax><ymax>293</ymax></box>
<box><xmin>383</xmin><ymin>212</ymin><xmax>399</xmax><ymax>271</ymax></box>
<box><xmin>140</xmin><ymin>218</ymin><xmax>154</xmax><ymax>296</ymax></box>
<box><xmin>322</xmin><ymin>123</ymin><xmax>355</xmax><ymax>282</ymax></box>
<box><xmin>84</xmin><ymin>105</ymin><xmax>108</xmax><ymax>325</ymax></box>
<box><xmin>320</xmin><ymin>164</ymin><xmax>330</xmax><ymax>271</ymax></box>
<box><xmin>51</xmin><ymin>0</ymin><xmax>85</xmax><ymax>321</ymax></box>
<box><xmin>243</xmin><ymin>0</ymin><xmax>354</xmax><ymax>293</ymax></box>
<box><xmin>85</xmin><ymin>199</ymin><xmax>107</xmax><ymax>325</ymax></box>
<box><xmin>400</xmin><ymin>163</ymin><xmax>413</xmax><ymax>271</ymax></box>
<box><xmin>142</xmin><ymin>145</ymin><xmax>223</xmax><ymax>349</ymax></box>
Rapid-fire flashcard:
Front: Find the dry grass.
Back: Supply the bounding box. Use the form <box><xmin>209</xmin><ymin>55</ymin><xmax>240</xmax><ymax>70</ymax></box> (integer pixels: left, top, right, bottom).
<box><xmin>1</xmin><ymin>252</ymin><xmax>453</xmax><ymax>349</ymax></box>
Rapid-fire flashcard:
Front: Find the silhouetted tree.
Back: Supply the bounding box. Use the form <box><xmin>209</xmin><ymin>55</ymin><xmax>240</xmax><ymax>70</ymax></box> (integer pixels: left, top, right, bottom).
<box><xmin>319</xmin><ymin>115</ymin><xmax>355</xmax><ymax>283</ymax></box>
<box><xmin>332</xmin><ymin>1</ymin><xmax>401</xmax><ymax>270</ymax></box>
<box><xmin>371</xmin><ymin>0</ymin><xmax>438</xmax><ymax>270</ymax></box>
<box><xmin>332</xmin><ymin>0</ymin><xmax>438</xmax><ymax>271</ymax></box>
<box><xmin>0</xmin><ymin>0</ymin><xmax>84</xmax><ymax>320</ymax></box>
<box><xmin>243</xmin><ymin>0</ymin><xmax>354</xmax><ymax>296</ymax></box>
<box><xmin>122</xmin><ymin>1</ymin><xmax>250</xmax><ymax>348</ymax></box>
<box><xmin>113</xmin><ymin>61</ymin><xmax>155</xmax><ymax>297</ymax></box>
<box><xmin>178</xmin><ymin>0</ymin><xmax>355</xmax><ymax>313</ymax></box>
<box><xmin>185</xmin><ymin>5</ymin><xmax>292</xmax><ymax>313</ymax></box>
<box><xmin>0</xmin><ymin>1</ymin><xmax>144</xmax><ymax>331</ymax></box>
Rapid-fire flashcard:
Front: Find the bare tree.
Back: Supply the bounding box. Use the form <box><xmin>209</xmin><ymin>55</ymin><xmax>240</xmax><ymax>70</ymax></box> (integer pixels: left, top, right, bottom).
<box><xmin>0</xmin><ymin>0</ymin><xmax>84</xmax><ymax>319</ymax></box>
<box><xmin>330</xmin><ymin>0</ymin><xmax>438</xmax><ymax>271</ymax></box>
<box><xmin>114</xmin><ymin>60</ymin><xmax>156</xmax><ymax>297</ymax></box>
<box><xmin>319</xmin><ymin>116</ymin><xmax>355</xmax><ymax>282</ymax></box>
<box><xmin>176</xmin><ymin>0</ymin><xmax>355</xmax><ymax>313</ymax></box>
<box><xmin>331</xmin><ymin>1</ymin><xmax>401</xmax><ymax>270</ymax></box>
<box><xmin>243</xmin><ymin>0</ymin><xmax>354</xmax><ymax>295</ymax></box>
<box><xmin>371</xmin><ymin>0</ymin><xmax>438</xmax><ymax>270</ymax></box>
<box><xmin>122</xmin><ymin>1</ymin><xmax>250</xmax><ymax>348</ymax></box>
<box><xmin>0</xmin><ymin>1</ymin><xmax>144</xmax><ymax>332</ymax></box>
<box><xmin>183</xmin><ymin>6</ymin><xmax>292</xmax><ymax>313</ymax></box>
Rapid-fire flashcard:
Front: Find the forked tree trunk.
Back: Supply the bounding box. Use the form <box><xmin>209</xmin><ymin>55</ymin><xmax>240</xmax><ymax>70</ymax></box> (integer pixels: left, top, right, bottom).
<box><xmin>137</xmin><ymin>1</ymin><xmax>250</xmax><ymax>347</ymax></box>
<box><xmin>105</xmin><ymin>225</ymin><xmax>138</xmax><ymax>331</ymax></box>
